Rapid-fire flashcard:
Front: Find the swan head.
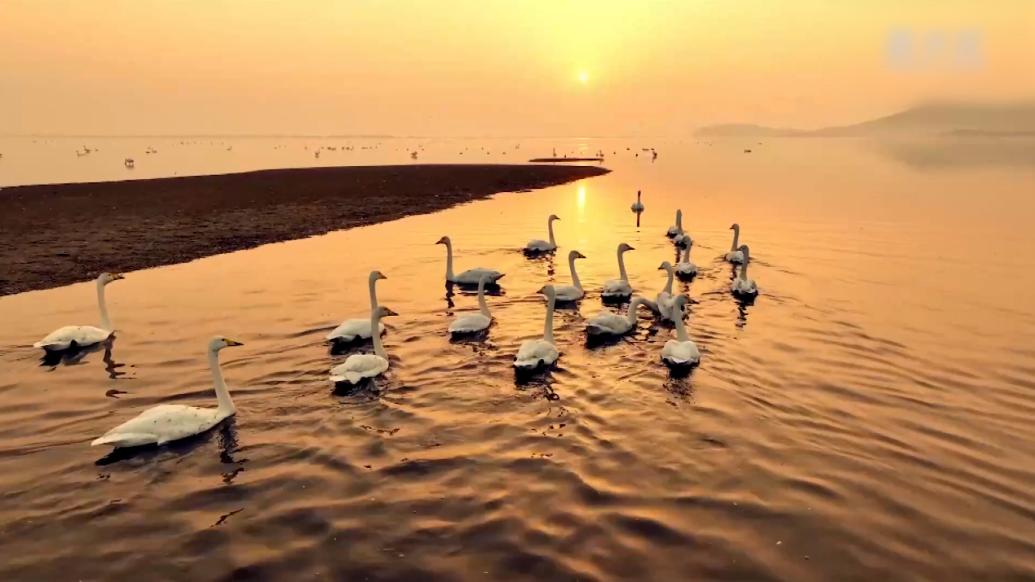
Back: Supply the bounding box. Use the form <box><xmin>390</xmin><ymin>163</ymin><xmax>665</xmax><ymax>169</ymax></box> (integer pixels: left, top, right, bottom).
<box><xmin>434</xmin><ymin>236</ymin><xmax>451</xmax><ymax>246</ymax></box>
<box><xmin>373</xmin><ymin>306</ymin><xmax>398</xmax><ymax>319</ymax></box>
<box><xmin>730</xmin><ymin>223</ymin><xmax>740</xmax><ymax>231</ymax></box>
<box><xmin>369</xmin><ymin>270</ymin><xmax>387</xmax><ymax>282</ymax></box>
<box><xmin>209</xmin><ymin>336</ymin><xmax>244</xmax><ymax>352</ymax></box>
<box><xmin>618</xmin><ymin>243</ymin><xmax>635</xmax><ymax>253</ymax></box>
<box><xmin>97</xmin><ymin>272</ymin><xmax>125</xmax><ymax>285</ymax></box>
<box><xmin>569</xmin><ymin>250</ymin><xmax>586</xmax><ymax>261</ymax></box>
<box><xmin>738</xmin><ymin>244</ymin><xmax>751</xmax><ymax>261</ymax></box>
<box><xmin>548</xmin><ymin>214</ymin><xmax>560</xmax><ymax>222</ymax></box>
<box><xmin>536</xmin><ymin>284</ymin><xmax>557</xmax><ymax>299</ymax></box>
<box><xmin>658</xmin><ymin>261</ymin><xmax>673</xmax><ymax>271</ymax></box>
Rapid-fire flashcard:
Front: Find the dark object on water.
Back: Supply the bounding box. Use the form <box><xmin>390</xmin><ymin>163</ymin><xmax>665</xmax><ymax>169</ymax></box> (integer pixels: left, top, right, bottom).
<box><xmin>744</xmin><ymin>149</ymin><xmax>752</xmax><ymax>153</ymax></box>
<box><xmin>529</xmin><ymin>157</ymin><xmax>604</xmax><ymax>163</ymax></box>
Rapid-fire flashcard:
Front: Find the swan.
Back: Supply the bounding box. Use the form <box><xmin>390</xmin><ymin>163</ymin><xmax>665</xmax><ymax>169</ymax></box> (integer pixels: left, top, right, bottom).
<box><xmin>524</xmin><ymin>214</ymin><xmax>560</xmax><ymax>254</ymax></box>
<box><xmin>601</xmin><ymin>243</ymin><xmax>635</xmax><ymax>299</ymax></box>
<box><xmin>91</xmin><ymin>336</ymin><xmax>244</xmax><ymax>448</ymax></box>
<box><xmin>586</xmin><ymin>297</ymin><xmax>649</xmax><ymax>337</ymax></box>
<box><xmin>661</xmin><ymin>296</ymin><xmax>701</xmax><ymax>367</ymax></box>
<box><xmin>630</xmin><ymin>190</ymin><xmax>645</xmax><ymax>212</ymax></box>
<box><xmin>673</xmin><ymin>227</ymin><xmax>693</xmax><ymax>248</ymax></box>
<box><xmin>666</xmin><ymin>209</ymin><xmax>683</xmax><ymax>238</ymax></box>
<box><xmin>326</xmin><ymin>271</ymin><xmax>387</xmax><ymax>342</ymax></box>
<box><xmin>725</xmin><ymin>223</ymin><xmax>745</xmax><ymax>263</ymax></box>
<box><xmin>330</xmin><ymin>305</ymin><xmax>399</xmax><ymax>385</ymax></box>
<box><xmin>674</xmin><ymin>241</ymin><xmax>698</xmax><ymax>279</ymax></box>
<box><xmin>654</xmin><ymin>261</ymin><xmax>681</xmax><ymax>321</ymax></box>
<box><xmin>436</xmin><ymin>236</ymin><xmax>505</xmax><ymax>286</ymax></box>
<box><xmin>514</xmin><ymin>285</ymin><xmax>560</xmax><ymax>369</ymax></box>
<box><xmin>731</xmin><ymin>244</ymin><xmax>759</xmax><ymax>297</ymax></box>
<box><xmin>448</xmin><ymin>275</ymin><xmax>493</xmax><ymax>335</ymax></box>
<box><xmin>35</xmin><ymin>272</ymin><xmax>124</xmax><ymax>351</ymax></box>
<box><xmin>554</xmin><ymin>250</ymin><xmax>586</xmax><ymax>302</ymax></box>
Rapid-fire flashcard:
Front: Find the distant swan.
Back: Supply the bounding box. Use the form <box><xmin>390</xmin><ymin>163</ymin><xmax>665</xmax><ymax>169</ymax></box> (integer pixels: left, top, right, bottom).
<box><xmin>449</xmin><ymin>275</ymin><xmax>493</xmax><ymax>335</ymax></box>
<box><xmin>661</xmin><ymin>297</ymin><xmax>701</xmax><ymax>367</ymax></box>
<box><xmin>586</xmin><ymin>297</ymin><xmax>649</xmax><ymax>337</ymax></box>
<box><xmin>666</xmin><ymin>209</ymin><xmax>683</xmax><ymax>238</ymax></box>
<box><xmin>654</xmin><ymin>261</ymin><xmax>681</xmax><ymax>321</ymax></box>
<box><xmin>330</xmin><ymin>306</ymin><xmax>399</xmax><ymax>385</ymax></box>
<box><xmin>725</xmin><ymin>223</ymin><xmax>745</xmax><ymax>263</ymax></box>
<box><xmin>514</xmin><ymin>285</ymin><xmax>560</xmax><ymax>369</ymax></box>
<box><xmin>630</xmin><ymin>190</ymin><xmax>645</xmax><ymax>212</ymax></box>
<box><xmin>525</xmin><ymin>214</ymin><xmax>560</xmax><ymax>254</ymax></box>
<box><xmin>436</xmin><ymin>236</ymin><xmax>505</xmax><ymax>286</ymax></box>
<box><xmin>92</xmin><ymin>336</ymin><xmax>244</xmax><ymax>448</ymax></box>
<box><xmin>35</xmin><ymin>272</ymin><xmax>124</xmax><ymax>351</ymax></box>
<box><xmin>554</xmin><ymin>250</ymin><xmax>586</xmax><ymax>302</ymax></box>
<box><xmin>731</xmin><ymin>244</ymin><xmax>759</xmax><ymax>297</ymax></box>
<box><xmin>326</xmin><ymin>271</ymin><xmax>387</xmax><ymax>342</ymax></box>
<box><xmin>601</xmin><ymin>243</ymin><xmax>635</xmax><ymax>299</ymax></box>
<box><xmin>674</xmin><ymin>241</ymin><xmax>698</xmax><ymax>279</ymax></box>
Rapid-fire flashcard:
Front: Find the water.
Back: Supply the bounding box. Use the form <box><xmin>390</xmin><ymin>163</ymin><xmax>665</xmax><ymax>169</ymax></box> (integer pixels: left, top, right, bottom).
<box><xmin>1</xmin><ymin>137</ymin><xmax>1034</xmax><ymax>580</ymax></box>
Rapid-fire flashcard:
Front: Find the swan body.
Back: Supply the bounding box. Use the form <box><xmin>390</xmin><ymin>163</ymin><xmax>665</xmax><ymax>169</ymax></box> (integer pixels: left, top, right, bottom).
<box><xmin>35</xmin><ymin>272</ymin><xmax>123</xmax><ymax>351</ymax></box>
<box><xmin>674</xmin><ymin>243</ymin><xmax>698</xmax><ymax>279</ymax></box>
<box><xmin>661</xmin><ymin>297</ymin><xmax>700</xmax><ymax>367</ymax></box>
<box><xmin>666</xmin><ymin>209</ymin><xmax>683</xmax><ymax>237</ymax></box>
<box><xmin>586</xmin><ymin>297</ymin><xmax>648</xmax><ymax>337</ymax></box>
<box><xmin>553</xmin><ymin>250</ymin><xmax>586</xmax><ymax>302</ymax></box>
<box><xmin>436</xmin><ymin>236</ymin><xmax>505</xmax><ymax>285</ymax></box>
<box><xmin>673</xmin><ymin>231</ymin><xmax>693</xmax><ymax>248</ymax></box>
<box><xmin>655</xmin><ymin>262</ymin><xmax>682</xmax><ymax>321</ymax></box>
<box><xmin>601</xmin><ymin>243</ymin><xmax>635</xmax><ymax>298</ymax></box>
<box><xmin>326</xmin><ymin>271</ymin><xmax>387</xmax><ymax>342</ymax></box>
<box><xmin>514</xmin><ymin>285</ymin><xmax>560</xmax><ymax>369</ymax></box>
<box><xmin>92</xmin><ymin>337</ymin><xmax>243</xmax><ymax>448</ymax></box>
<box><xmin>731</xmin><ymin>244</ymin><xmax>759</xmax><ymax>297</ymax></box>
<box><xmin>525</xmin><ymin>214</ymin><xmax>560</xmax><ymax>253</ymax></box>
<box><xmin>449</xmin><ymin>275</ymin><xmax>493</xmax><ymax>334</ymax></box>
<box><xmin>725</xmin><ymin>223</ymin><xmax>745</xmax><ymax>263</ymax></box>
<box><xmin>330</xmin><ymin>306</ymin><xmax>398</xmax><ymax>384</ymax></box>
<box><xmin>630</xmin><ymin>190</ymin><xmax>645</xmax><ymax>212</ymax></box>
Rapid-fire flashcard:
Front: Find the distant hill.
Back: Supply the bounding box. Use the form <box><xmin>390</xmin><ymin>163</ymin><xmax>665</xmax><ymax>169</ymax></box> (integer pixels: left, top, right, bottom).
<box><xmin>695</xmin><ymin>102</ymin><xmax>1035</xmax><ymax>138</ymax></box>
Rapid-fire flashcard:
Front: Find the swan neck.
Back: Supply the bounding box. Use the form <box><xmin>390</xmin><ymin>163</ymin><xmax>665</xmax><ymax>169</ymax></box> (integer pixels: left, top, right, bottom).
<box><xmin>97</xmin><ymin>280</ymin><xmax>112</xmax><ymax>330</ymax></box>
<box><xmin>625</xmin><ymin>298</ymin><xmax>641</xmax><ymax>323</ymax></box>
<box><xmin>209</xmin><ymin>349</ymin><xmax>235</xmax><ymax>415</ymax></box>
<box><xmin>477</xmin><ymin>280</ymin><xmax>490</xmax><ymax>317</ymax></box>
<box><xmin>676</xmin><ymin>211</ymin><xmax>683</xmax><ymax>229</ymax></box>
<box><xmin>547</xmin><ymin>219</ymin><xmax>556</xmax><ymax>246</ymax></box>
<box><xmin>731</xmin><ymin>228</ymin><xmax>740</xmax><ymax>251</ymax></box>
<box><xmin>673</xmin><ymin>308</ymin><xmax>690</xmax><ymax>342</ymax></box>
<box><xmin>569</xmin><ymin>255</ymin><xmax>582</xmax><ymax>289</ymax></box>
<box><xmin>663</xmin><ymin>267</ymin><xmax>674</xmax><ymax>294</ymax></box>
<box><xmin>367</xmin><ymin>276</ymin><xmax>380</xmax><ymax>310</ymax></box>
<box><xmin>740</xmin><ymin>258</ymin><xmax>749</xmax><ymax>280</ymax></box>
<box><xmin>617</xmin><ymin>248</ymin><xmax>629</xmax><ymax>281</ymax></box>
<box><xmin>544</xmin><ymin>294</ymin><xmax>555</xmax><ymax>343</ymax></box>
<box><xmin>443</xmin><ymin>241</ymin><xmax>454</xmax><ymax>281</ymax></box>
<box><xmin>371</xmin><ymin>311</ymin><xmax>387</xmax><ymax>358</ymax></box>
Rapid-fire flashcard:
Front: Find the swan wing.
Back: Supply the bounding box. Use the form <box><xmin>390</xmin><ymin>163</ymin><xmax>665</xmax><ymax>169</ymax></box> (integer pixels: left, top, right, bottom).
<box><xmin>662</xmin><ymin>340</ymin><xmax>700</xmax><ymax>365</ymax></box>
<box><xmin>34</xmin><ymin>325</ymin><xmax>111</xmax><ymax>350</ymax></box>
<box><xmin>326</xmin><ymin>318</ymin><xmax>385</xmax><ymax>341</ymax></box>
<box><xmin>455</xmin><ymin>269</ymin><xmax>504</xmax><ymax>285</ymax></box>
<box><xmin>514</xmin><ymin>339</ymin><xmax>559</xmax><ymax>368</ymax></box>
<box><xmin>330</xmin><ymin>354</ymin><xmax>389</xmax><ymax>384</ymax></box>
<box><xmin>554</xmin><ymin>285</ymin><xmax>584</xmax><ymax>301</ymax></box>
<box><xmin>675</xmin><ymin>262</ymin><xmax>698</xmax><ymax>276</ymax></box>
<box><xmin>91</xmin><ymin>404</ymin><xmax>225</xmax><ymax>448</ymax></box>
<box><xmin>449</xmin><ymin>314</ymin><xmax>491</xmax><ymax>333</ymax></box>
<box><xmin>601</xmin><ymin>279</ymin><xmax>632</xmax><ymax>296</ymax></box>
<box><xmin>524</xmin><ymin>239</ymin><xmax>554</xmax><ymax>252</ymax></box>
<box><xmin>666</xmin><ymin>226</ymin><xmax>679</xmax><ymax>237</ymax></box>
<box><xmin>586</xmin><ymin>313</ymin><xmax>630</xmax><ymax>336</ymax></box>
<box><xmin>725</xmin><ymin>250</ymin><xmax>745</xmax><ymax>264</ymax></box>
<box><xmin>732</xmin><ymin>278</ymin><xmax>758</xmax><ymax>295</ymax></box>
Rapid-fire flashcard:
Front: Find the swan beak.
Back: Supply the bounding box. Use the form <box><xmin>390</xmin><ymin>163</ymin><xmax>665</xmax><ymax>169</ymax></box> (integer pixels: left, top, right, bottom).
<box><xmin>376</xmin><ymin>271</ymin><xmax>388</xmax><ymax>280</ymax></box>
<box><xmin>627</xmin><ymin>246</ymin><xmax>635</xmax><ymax>251</ymax></box>
<box><xmin>112</xmin><ymin>273</ymin><xmax>125</xmax><ymax>280</ymax></box>
<box><xmin>434</xmin><ymin>237</ymin><xmax>447</xmax><ymax>245</ymax></box>
<box><xmin>225</xmin><ymin>339</ymin><xmax>244</xmax><ymax>347</ymax></box>
<box><xmin>383</xmin><ymin>308</ymin><xmax>399</xmax><ymax>317</ymax></box>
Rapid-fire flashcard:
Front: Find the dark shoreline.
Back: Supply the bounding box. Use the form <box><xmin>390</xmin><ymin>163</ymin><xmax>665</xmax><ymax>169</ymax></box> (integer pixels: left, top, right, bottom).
<box><xmin>0</xmin><ymin>164</ymin><xmax>608</xmax><ymax>296</ymax></box>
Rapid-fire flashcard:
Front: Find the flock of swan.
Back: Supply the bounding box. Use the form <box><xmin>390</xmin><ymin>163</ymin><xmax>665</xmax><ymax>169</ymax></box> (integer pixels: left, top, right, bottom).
<box><xmin>31</xmin><ymin>196</ymin><xmax>758</xmax><ymax>451</ymax></box>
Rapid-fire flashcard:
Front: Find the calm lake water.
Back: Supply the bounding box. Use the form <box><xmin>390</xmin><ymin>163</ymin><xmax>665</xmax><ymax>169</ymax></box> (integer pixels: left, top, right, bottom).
<box><xmin>1</xmin><ymin>136</ymin><xmax>1034</xmax><ymax>580</ymax></box>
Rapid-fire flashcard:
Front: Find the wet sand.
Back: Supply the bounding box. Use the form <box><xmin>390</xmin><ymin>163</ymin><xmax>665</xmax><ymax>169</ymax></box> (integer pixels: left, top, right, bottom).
<box><xmin>0</xmin><ymin>164</ymin><xmax>607</xmax><ymax>295</ymax></box>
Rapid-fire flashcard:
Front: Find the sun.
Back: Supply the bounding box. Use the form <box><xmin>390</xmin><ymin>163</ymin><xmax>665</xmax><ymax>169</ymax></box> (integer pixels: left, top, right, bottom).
<box><xmin>577</xmin><ymin>70</ymin><xmax>590</xmax><ymax>84</ymax></box>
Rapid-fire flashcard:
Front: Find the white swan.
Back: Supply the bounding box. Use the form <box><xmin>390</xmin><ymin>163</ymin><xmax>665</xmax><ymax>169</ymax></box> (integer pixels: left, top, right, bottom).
<box><xmin>725</xmin><ymin>223</ymin><xmax>745</xmax><ymax>263</ymax></box>
<box><xmin>514</xmin><ymin>285</ymin><xmax>560</xmax><ymax>369</ymax></box>
<box><xmin>436</xmin><ymin>236</ymin><xmax>505</xmax><ymax>286</ymax></box>
<box><xmin>448</xmin><ymin>275</ymin><xmax>492</xmax><ymax>334</ymax></box>
<box><xmin>326</xmin><ymin>271</ymin><xmax>387</xmax><ymax>342</ymax></box>
<box><xmin>666</xmin><ymin>209</ymin><xmax>683</xmax><ymax>238</ymax></box>
<box><xmin>654</xmin><ymin>261</ymin><xmax>681</xmax><ymax>321</ymax></box>
<box><xmin>586</xmin><ymin>297</ymin><xmax>649</xmax><ymax>337</ymax></box>
<box><xmin>661</xmin><ymin>297</ymin><xmax>701</xmax><ymax>367</ymax></box>
<box><xmin>674</xmin><ymin>241</ymin><xmax>698</xmax><ymax>279</ymax></box>
<box><xmin>525</xmin><ymin>214</ymin><xmax>560</xmax><ymax>253</ymax></box>
<box><xmin>731</xmin><ymin>244</ymin><xmax>759</xmax><ymax>297</ymax></box>
<box><xmin>35</xmin><ymin>272</ymin><xmax>124</xmax><ymax>351</ymax></box>
<box><xmin>554</xmin><ymin>250</ymin><xmax>586</xmax><ymax>302</ymax></box>
<box><xmin>601</xmin><ymin>243</ymin><xmax>635</xmax><ymax>299</ymax></box>
<box><xmin>330</xmin><ymin>306</ymin><xmax>399</xmax><ymax>385</ymax></box>
<box><xmin>673</xmin><ymin>227</ymin><xmax>693</xmax><ymax>248</ymax></box>
<box><xmin>92</xmin><ymin>336</ymin><xmax>244</xmax><ymax>448</ymax></box>
<box><xmin>630</xmin><ymin>190</ymin><xmax>645</xmax><ymax>212</ymax></box>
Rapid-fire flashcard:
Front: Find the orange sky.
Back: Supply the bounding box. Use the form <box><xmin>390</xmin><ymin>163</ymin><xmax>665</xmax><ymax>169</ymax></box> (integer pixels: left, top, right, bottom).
<box><xmin>2</xmin><ymin>1</ymin><xmax>1032</xmax><ymax>136</ymax></box>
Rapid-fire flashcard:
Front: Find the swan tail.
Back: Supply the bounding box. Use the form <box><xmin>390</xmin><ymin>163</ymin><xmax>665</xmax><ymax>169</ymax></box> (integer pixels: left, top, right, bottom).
<box><xmin>330</xmin><ymin>372</ymin><xmax>363</xmax><ymax>385</ymax></box>
<box><xmin>91</xmin><ymin>432</ymin><xmax>155</xmax><ymax>447</ymax></box>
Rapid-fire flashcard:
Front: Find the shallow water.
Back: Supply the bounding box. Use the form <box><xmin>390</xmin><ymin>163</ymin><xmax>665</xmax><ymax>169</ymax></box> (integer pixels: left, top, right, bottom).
<box><xmin>1</xmin><ymin>137</ymin><xmax>1035</xmax><ymax>580</ymax></box>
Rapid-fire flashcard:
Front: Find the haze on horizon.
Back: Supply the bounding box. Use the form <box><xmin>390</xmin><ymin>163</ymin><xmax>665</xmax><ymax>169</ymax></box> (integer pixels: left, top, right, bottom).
<box><xmin>2</xmin><ymin>1</ymin><xmax>1033</xmax><ymax>137</ymax></box>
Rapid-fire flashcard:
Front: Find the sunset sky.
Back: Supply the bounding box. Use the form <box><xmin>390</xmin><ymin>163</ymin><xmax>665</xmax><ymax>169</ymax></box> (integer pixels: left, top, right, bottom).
<box><xmin>2</xmin><ymin>1</ymin><xmax>1032</xmax><ymax>136</ymax></box>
